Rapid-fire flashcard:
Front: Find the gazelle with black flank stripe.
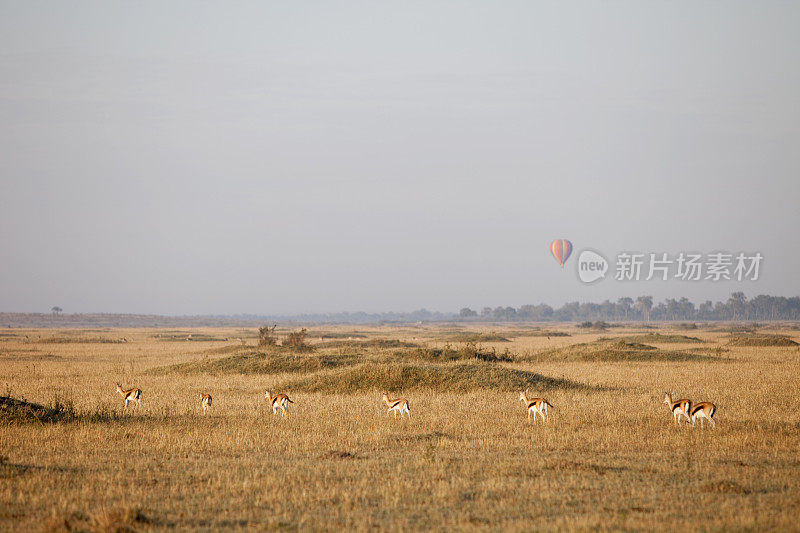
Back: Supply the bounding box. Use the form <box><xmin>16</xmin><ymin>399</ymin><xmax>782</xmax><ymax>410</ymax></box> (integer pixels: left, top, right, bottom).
<box><xmin>519</xmin><ymin>389</ymin><xmax>552</xmax><ymax>423</ymax></box>
<box><xmin>200</xmin><ymin>393</ymin><xmax>212</xmax><ymax>414</ymax></box>
<box><xmin>265</xmin><ymin>390</ymin><xmax>294</xmax><ymax>416</ymax></box>
<box><xmin>690</xmin><ymin>401</ymin><xmax>717</xmax><ymax>429</ymax></box>
<box><xmin>116</xmin><ymin>383</ymin><xmax>142</xmax><ymax>409</ymax></box>
<box><xmin>381</xmin><ymin>392</ymin><xmax>411</xmax><ymax>419</ymax></box>
<box><xmin>663</xmin><ymin>392</ymin><xmax>692</xmax><ymax>426</ymax></box>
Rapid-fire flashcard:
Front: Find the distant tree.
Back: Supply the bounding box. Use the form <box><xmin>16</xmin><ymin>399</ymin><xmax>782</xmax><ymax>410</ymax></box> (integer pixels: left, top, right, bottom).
<box><xmin>728</xmin><ymin>292</ymin><xmax>747</xmax><ymax>320</ymax></box>
<box><xmin>50</xmin><ymin>306</ymin><xmax>62</xmax><ymax>316</ymax></box>
<box><xmin>538</xmin><ymin>304</ymin><xmax>554</xmax><ymax>320</ymax></box>
<box><xmin>493</xmin><ymin>306</ymin><xmax>517</xmax><ymax>321</ymax></box>
<box><xmin>665</xmin><ymin>298</ymin><xmax>679</xmax><ymax>321</ymax></box>
<box><xmin>600</xmin><ymin>300</ymin><xmax>615</xmax><ymax>320</ymax></box>
<box><xmin>636</xmin><ymin>296</ymin><xmax>653</xmax><ymax>323</ymax></box>
<box><xmin>517</xmin><ymin>304</ymin><xmax>554</xmax><ymax>321</ymax></box>
<box><xmin>698</xmin><ymin>300</ymin><xmax>713</xmax><ymax>320</ymax></box>
<box><xmin>617</xmin><ymin>297</ymin><xmax>633</xmax><ymax>321</ymax></box>
<box><xmin>459</xmin><ymin>307</ymin><xmax>478</xmax><ymax>318</ymax></box>
<box><xmin>678</xmin><ymin>297</ymin><xmax>694</xmax><ymax>320</ymax></box>
<box><xmin>480</xmin><ymin>307</ymin><xmax>492</xmax><ymax>318</ymax></box>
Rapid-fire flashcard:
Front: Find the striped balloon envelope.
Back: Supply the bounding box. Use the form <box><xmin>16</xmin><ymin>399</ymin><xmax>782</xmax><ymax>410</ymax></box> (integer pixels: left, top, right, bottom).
<box><xmin>550</xmin><ymin>239</ymin><xmax>573</xmax><ymax>268</ymax></box>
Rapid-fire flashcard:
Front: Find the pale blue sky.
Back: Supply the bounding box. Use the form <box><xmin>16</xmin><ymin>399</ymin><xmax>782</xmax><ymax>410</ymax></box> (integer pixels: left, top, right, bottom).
<box><xmin>1</xmin><ymin>1</ymin><xmax>798</xmax><ymax>314</ymax></box>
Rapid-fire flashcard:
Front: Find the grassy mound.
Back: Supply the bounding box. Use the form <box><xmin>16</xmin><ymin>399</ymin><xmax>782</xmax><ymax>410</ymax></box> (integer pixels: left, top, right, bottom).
<box><xmin>33</xmin><ymin>337</ymin><xmax>128</xmax><ymax>344</ymax></box>
<box><xmin>318</xmin><ymin>339</ymin><xmax>419</xmax><ymax>349</ymax></box>
<box><xmin>726</xmin><ymin>334</ymin><xmax>798</xmax><ymax>347</ymax></box>
<box><xmin>150</xmin><ymin>351</ymin><xmax>359</xmax><ymax>375</ymax></box>
<box><xmin>0</xmin><ymin>396</ymin><xmax>116</xmax><ymax>424</ymax></box>
<box><xmin>706</xmin><ymin>323</ymin><xmax>761</xmax><ymax>333</ymax></box>
<box><xmin>0</xmin><ymin>396</ymin><xmax>72</xmax><ymax>424</ymax></box>
<box><xmin>201</xmin><ymin>344</ymin><xmax>250</xmax><ymax>356</ymax></box>
<box><xmin>275</xmin><ymin>362</ymin><xmax>588</xmax><ymax>393</ymax></box>
<box><xmin>314</xmin><ymin>332</ymin><xmax>368</xmax><ymax>339</ymax></box>
<box><xmin>446</xmin><ymin>332</ymin><xmax>511</xmax><ymax>342</ymax></box>
<box><xmin>153</xmin><ymin>333</ymin><xmax>227</xmax><ymax>342</ymax></box>
<box><xmin>576</xmin><ymin>321</ymin><xmax>617</xmax><ymax>330</ymax></box>
<box><xmin>598</xmin><ymin>333</ymin><xmax>703</xmax><ymax>344</ymax></box>
<box><xmin>409</xmin><ymin>343</ymin><xmax>513</xmax><ymax>363</ymax></box>
<box><xmin>518</xmin><ymin>331</ymin><xmax>571</xmax><ymax>338</ymax></box>
<box><xmin>523</xmin><ymin>339</ymin><xmax>714</xmax><ymax>362</ymax></box>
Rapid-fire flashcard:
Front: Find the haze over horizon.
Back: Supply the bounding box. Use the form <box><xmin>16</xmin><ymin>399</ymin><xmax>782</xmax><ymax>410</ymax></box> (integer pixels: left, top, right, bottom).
<box><xmin>1</xmin><ymin>2</ymin><xmax>799</xmax><ymax>315</ymax></box>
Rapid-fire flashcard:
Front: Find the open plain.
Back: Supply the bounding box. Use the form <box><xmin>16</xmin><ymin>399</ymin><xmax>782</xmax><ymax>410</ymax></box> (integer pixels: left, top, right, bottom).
<box><xmin>1</xmin><ymin>323</ymin><xmax>799</xmax><ymax>531</ymax></box>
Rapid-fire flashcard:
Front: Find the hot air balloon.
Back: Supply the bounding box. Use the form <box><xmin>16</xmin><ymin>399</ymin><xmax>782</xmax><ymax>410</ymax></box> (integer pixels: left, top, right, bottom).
<box><xmin>550</xmin><ymin>239</ymin><xmax>573</xmax><ymax>268</ymax></box>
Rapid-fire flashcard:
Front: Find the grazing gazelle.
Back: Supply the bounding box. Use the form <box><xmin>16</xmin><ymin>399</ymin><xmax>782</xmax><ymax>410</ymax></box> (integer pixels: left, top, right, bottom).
<box><xmin>519</xmin><ymin>389</ymin><xmax>552</xmax><ymax>423</ymax></box>
<box><xmin>115</xmin><ymin>383</ymin><xmax>142</xmax><ymax>409</ymax></box>
<box><xmin>200</xmin><ymin>393</ymin><xmax>212</xmax><ymax>415</ymax></box>
<box><xmin>381</xmin><ymin>391</ymin><xmax>411</xmax><ymax>419</ymax></box>
<box><xmin>690</xmin><ymin>401</ymin><xmax>717</xmax><ymax>429</ymax></box>
<box><xmin>265</xmin><ymin>390</ymin><xmax>294</xmax><ymax>416</ymax></box>
<box><xmin>663</xmin><ymin>392</ymin><xmax>692</xmax><ymax>426</ymax></box>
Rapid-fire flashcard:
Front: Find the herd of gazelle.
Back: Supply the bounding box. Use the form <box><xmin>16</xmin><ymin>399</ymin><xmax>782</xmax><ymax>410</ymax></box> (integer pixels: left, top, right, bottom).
<box><xmin>663</xmin><ymin>392</ymin><xmax>717</xmax><ymax>428</ymax></box>
<box><xmin>115</xmin><ymin>383</ymin><xmax>717</xmax><ymax>428</ymax></box>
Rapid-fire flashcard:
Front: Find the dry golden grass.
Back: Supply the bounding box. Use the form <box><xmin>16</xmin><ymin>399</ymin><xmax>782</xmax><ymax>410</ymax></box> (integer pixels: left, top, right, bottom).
<box><xmin>1</xmin><ymin>324</ymin><xmax>800</xmax><ymax>531</ymax></box>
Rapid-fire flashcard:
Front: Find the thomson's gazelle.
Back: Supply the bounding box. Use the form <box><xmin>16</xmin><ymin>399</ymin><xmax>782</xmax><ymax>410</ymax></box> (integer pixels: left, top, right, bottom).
<box><xmin>663</xmin><ymin>392</ymin><xmax>692</xmax><ymax>426</ymax></box>
<box><xmin>115</xmin><ymin>383</ymin><xmax>142</xmax><ymax>409</ymax></box>
<box><xmin>381</xmin><ymin>392</ymin><xmax>411</xmax><ymax>419</ymax></box>
<box><xmin>200</xmin><ymin>393</ymin><xmax>212</xmax><ymax>414</ymax></box>
<box><xmin>265</xmin><ymin>390</ymin><xmax>294</xmax><ymax>416</ymax></box>
<box><xmin>690</xmin><ymin>401</ymin><xmax>717</xmax><ymax>429</ymax></box>
<box><xmin>519</xmin><ymin>389</ymin><xmax>552</xmax><ymax>423</ymax></box>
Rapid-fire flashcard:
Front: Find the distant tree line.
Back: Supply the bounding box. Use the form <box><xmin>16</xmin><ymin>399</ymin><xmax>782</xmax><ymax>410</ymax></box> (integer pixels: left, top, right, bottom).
<box><xmin>458</xmin><ymin>293</ymin><xmax>800</xmax><ymax>322</ymax></box>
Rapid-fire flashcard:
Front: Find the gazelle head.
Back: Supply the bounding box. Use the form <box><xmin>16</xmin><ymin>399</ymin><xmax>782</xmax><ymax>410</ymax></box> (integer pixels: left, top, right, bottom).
<box><xmin>519</xmin><ymin>389</ymin><xmax>529</xmax><ymax>403</ymax></box>
<box><xmin>663</xmin><ymin>392</ymin><xmax>672</xmax><ymax>405</ymax></box>
<box><xmin>381</xmin><ymin>391</ymin><xmax>389</xmax><ymax>402</ymax></box>
<box><xmin>265</xmin><ymin>390</ymin><xmax>272</xmax><ymax>401</ymax></box>
<box><xmin>115</xmin><ymin>383</ymin><xmax>123</xmax><ymax>393</ymax></box>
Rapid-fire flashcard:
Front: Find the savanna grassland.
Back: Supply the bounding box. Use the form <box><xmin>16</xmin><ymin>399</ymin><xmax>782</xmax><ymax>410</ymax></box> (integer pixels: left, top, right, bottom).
<box><xmin>1</xmin><ymin>323</ymin><xmax>800</xmax><ymax>532</ymax></box>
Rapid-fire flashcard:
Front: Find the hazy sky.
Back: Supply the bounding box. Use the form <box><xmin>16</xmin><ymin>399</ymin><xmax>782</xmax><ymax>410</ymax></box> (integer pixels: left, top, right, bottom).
<box><xmin>1</xmin><ymin>2</ymin><xmax>798</xmax><ymax>315</ymax></box>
